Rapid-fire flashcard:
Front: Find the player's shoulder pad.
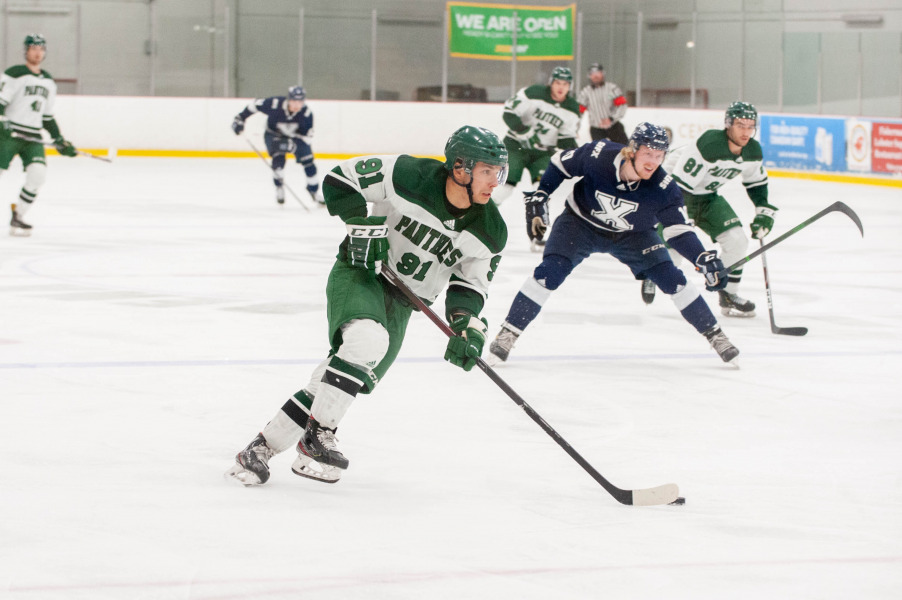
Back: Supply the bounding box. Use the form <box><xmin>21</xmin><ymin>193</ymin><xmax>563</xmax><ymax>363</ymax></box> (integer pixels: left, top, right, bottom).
<box><xmin>522</xmin><ymin>84</ymin><xmax>549</xmax><ymax>100</ymax></box>
<box><xmin>696</xmin><ymin>129</ymin><xmax>731</xmax><ymax>161</ymax></box>
<box><xmin>465</xmin><ymin>202</ymin><xmax>508</xmax><ymax>254</ymax></box>
<box><xmin>650</xmin><ymin>165</ymin><xmax>673</xmax><ymax>188</ymax></box>
<box><xmin>560</xmin><ymin>96</ymin><xmax>581</xmax><ymax>116</ymax></box>
<box><xmin>584</xmin><ymin>139</ymin><xmax>623</xmax><ymax>161</ymax></box>
<box><xmin>40</xmin><ymin>69</ymin><xmax>53</xmax><ymax>80</ymax></box>
<box><xmin>4</xmin><ymin>65</ymin><xmax>32</xmax><ymax>78</ymax></box>
<box><xmin>741</xmin><ymin>137</ymin><xmax>764</xmax><ymax>161</ymax></box>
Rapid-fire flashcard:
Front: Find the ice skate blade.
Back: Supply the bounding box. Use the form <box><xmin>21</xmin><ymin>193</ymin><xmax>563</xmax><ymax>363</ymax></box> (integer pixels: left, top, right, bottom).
<box><xmin>10</xmin><ymin>227</ymin><xmax>31</xmax><ymax>237</ymax></box>
<box><xmin>291</xmin><ymin>454</ymin><xmax>343</xmax><ymax>484</ymax></box>
<box><xmin>224</xmin><ymin>463</ymin><xmax>265</xmax><ymax>487</ymax></box>
<box><xmin>721</xmin><ymin>307</ymin><xmax>756</xmax><ymax>318</ymax></box>
<box><xmin>484</xmin><ymin>352</ymin><xmax>506</xmax><ymax>368</ymax></box>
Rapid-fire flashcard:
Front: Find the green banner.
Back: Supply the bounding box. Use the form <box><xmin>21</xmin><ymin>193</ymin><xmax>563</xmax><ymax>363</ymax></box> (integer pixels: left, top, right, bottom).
<box><xmin>448</xmin><ymin>2</ymin><xmax>575</xmax><ymax>61</ymax></box>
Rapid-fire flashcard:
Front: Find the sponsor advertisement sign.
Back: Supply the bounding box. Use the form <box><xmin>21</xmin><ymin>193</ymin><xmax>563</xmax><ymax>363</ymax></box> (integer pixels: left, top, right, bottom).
<box><xmin>447</xmin><ymin>2</ymin><xmax>575</xmax><ymax>60</ymax></box>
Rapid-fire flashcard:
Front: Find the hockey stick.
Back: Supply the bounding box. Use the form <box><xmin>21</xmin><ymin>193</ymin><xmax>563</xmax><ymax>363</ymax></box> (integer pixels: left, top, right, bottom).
<box><xmin>11</xmin><ymin>131</ymin><xmax>114</xmax><ymax>163</ymax></box>
<box><xmin>381</xmin><ymin>266</ymin><xmax>682</xmax><ymax>507</ymax></box>
<box><xmin>727</xmin><ymin>201</ymin><xmax>863</xmax><ymax>273</ymax></box>
<box><xmin>243</xmin><ymin>136</ymin><xmax>312</xmax><ymax>212</ymax></box>
<box><xmin>760</xmin><ymin>240</ymin><xmax>808</xmax><ymax>336</ymax></box>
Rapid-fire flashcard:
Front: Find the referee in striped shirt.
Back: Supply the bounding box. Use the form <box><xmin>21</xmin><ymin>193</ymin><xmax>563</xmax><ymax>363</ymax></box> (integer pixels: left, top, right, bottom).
<box><xmin>577</xmin><ymin>63</ymin><xmax>629</xmax><ymax>144</ymax></box>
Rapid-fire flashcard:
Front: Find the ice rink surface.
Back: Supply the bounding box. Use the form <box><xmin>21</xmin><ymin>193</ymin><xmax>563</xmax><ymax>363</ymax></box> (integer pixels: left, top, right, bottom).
<box><xmin>1</xmin><ymin>155</ymin><xmax>901</xmax><ymax>599</ymax></box>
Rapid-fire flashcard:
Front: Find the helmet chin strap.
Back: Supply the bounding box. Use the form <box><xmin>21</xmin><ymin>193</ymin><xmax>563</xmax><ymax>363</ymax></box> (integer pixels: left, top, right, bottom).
<box><xmin>625</xmin><ymin>156</ymin><xmax>641</xmax><ymax>191</ymax></box>
<box><xmin>451</xmin><ymin>168</ymin><xmax>475</xmax><ymax>207</ymax></box>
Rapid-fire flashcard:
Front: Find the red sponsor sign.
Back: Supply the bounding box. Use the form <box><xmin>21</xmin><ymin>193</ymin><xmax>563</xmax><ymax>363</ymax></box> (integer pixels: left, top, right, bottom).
<box><xmin>872</xmin><ymin>122</ymin><xmax>902</xmax><ymax>173</ymax></box>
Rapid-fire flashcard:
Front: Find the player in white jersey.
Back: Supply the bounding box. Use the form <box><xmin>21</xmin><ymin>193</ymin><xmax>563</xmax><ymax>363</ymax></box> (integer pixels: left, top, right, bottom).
<box><xmin>494</xmin><ymin>67</ymin><xmax>581</xmax><ymax>246</ymax></box>
<box><xmin>225</xmin><ymin>126</ymin><xmax>509</xmax><ymax>487</ymax></box>
<box><xmin>0</xmin><ymin>34</ymin><xmax>77</xmax><ymax>236</ymax></box>
<box><xmin>643</xmin><ymin>102</ymin><xmax>774</xmax><ymax>316</ymax></box>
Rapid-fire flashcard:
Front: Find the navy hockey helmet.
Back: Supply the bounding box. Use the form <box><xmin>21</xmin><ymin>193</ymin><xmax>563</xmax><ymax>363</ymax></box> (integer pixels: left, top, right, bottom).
<box><xmin>444</xmin><ymin>125</ymin><xmax>508</xmax><ymax>181</ymax></box>
<box><xmin>629</xmin><ymin>122</ymin><xmax>670</xmax><ymax>152</ymax></box>
<box><xmin>287</xmin><ymin>85</ymin><xmax>306</xmax><ymax>101</ymax></box>
<box><xmin>548</xmin><ymin>66</ymin><xmax>573</xmax><ymax>84</ymax></box>
<box><xmin>725</xmin><ymin>101</ymin><xmax>757</xmax><ymax>127</ymax></box>
<box><xmin>24</xmin><ymin>33</ymin><xmax>46</xmax><ymax>48</ymax></box>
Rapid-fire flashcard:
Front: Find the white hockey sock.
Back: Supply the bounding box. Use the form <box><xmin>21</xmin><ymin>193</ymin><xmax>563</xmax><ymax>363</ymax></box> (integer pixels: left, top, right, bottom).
<box><xmin>262</xmin><ymin>409</ymin><xmax>305</xmax><ymax>454</ymax></box>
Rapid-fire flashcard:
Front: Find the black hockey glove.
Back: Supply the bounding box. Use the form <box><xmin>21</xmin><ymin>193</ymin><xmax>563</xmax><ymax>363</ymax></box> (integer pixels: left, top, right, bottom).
<box><xmin>54</xmin><ymin>138</ymin><xmax>77</xmax><ymax>157</ymax></box>
<box><xmin>445</xmin><ymin>311</ymin><xmax>488</xmax><ymax>372</ymax></box>
<box><xmin>231</xmin><ymin>116</ymin><xmax>245</xmax><ymax>135</ymax></box>
<box><xmin>345</xmin><ymin>216</ymin><xmax>389</xmax><ymax>277</ymax></box>
<box><xmin>524</xmin><ymin>190</ymin><xmax>550</xmax><ymax>242</ymax></box>
<box><xmin>695</xmin><ymin>250</ymin><xmax>729</xmax><ymax>292</ymax></box>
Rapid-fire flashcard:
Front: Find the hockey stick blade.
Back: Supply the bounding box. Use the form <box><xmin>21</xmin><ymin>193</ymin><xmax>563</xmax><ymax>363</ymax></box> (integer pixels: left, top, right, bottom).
<box><xmin>728</xmin><ymin>201</ymin><xmax>864</xmax><ymax>273</ymax></box>
<box><xmin>382</xmin><ymin>266</ymin><xmax>681</xmax><ymax>507</ymax></box>
<box><xmin>760</xmin><ymin>241</ymin><xmax>808</xmax><ymax>336</ymax></box>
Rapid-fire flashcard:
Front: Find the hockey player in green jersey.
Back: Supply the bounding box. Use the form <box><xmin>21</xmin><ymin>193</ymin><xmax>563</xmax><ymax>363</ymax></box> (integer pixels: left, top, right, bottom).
<box><xmin>642</xmin><ymin>101</ymin><xmax>775</xmax><ymax>316</ymax></box>
<box><xmin>226</xmin><ymin>125</ymin><xmax>509</xmax><ymax>486</ymax></box>
<box><xmin>495</xmin><ymin>67</ymin><xmax>581</xmax><ymax>245</ymax></box>
<box><xmin>0</xmin><ymin>34</ymin><xmax>77</xmax><ymax>236</ymax></box>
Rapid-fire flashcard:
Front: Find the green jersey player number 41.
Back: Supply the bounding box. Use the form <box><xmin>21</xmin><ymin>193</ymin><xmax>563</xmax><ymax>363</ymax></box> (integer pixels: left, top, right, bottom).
<box><xmin>0</xmin><ymin>34</ymin><xmax>78</xmax><ymax>237</ymax></box>
<box><xmin>226</xmin><ymin>125</ymin><xmax>509</xmax><ymax>487</ymax></box>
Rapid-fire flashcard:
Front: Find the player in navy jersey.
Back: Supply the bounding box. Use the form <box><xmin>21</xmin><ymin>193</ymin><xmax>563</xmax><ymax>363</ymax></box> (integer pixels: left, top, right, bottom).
<box><xmin>232</xmin><ymin>85</ymin><xmax>322</xmax><ymax>205</ymax></box>
<box><xmin>487</xmin><ymin>122</ymin><xmax>740</xmax><ymax>365</ymax></box>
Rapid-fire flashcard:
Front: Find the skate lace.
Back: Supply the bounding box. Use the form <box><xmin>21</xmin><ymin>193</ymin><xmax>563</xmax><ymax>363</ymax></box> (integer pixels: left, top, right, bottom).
<box><xmin>494</xmin><ymin>328</ymin><xmax>519</xmax><ymax>351</ymax></box>
<box><xmin>252</xmin><ymin>441</ymin><xmax>275</xmax><ymax>462</ymax></box>
<box><xmin>708</xmin><ymin>331</ymin><xmax>733</xmax><ymax>354</ymax></box>
<box><xmin>316</xmin><ymin>428</ymin><xmax>340</xmax><ymax>452</ymax></box>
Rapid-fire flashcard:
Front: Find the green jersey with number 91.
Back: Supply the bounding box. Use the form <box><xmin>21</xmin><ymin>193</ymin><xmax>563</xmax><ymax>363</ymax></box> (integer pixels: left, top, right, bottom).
<box><xmin>324</xmin><ymin>154</ymin><xmax>507</xmax><ymax>317</ymax></box>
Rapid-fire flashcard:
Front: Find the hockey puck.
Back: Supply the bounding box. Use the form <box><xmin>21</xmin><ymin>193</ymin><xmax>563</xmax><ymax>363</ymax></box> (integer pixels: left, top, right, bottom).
<box><xmin>669</xmin><ymin>496</ymin><xmax>686</xmax><ymax>506</ymax></box>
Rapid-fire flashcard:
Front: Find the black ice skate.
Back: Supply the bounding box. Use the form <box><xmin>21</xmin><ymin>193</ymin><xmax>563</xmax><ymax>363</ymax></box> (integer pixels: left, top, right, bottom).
<box><xmin>703</xmin><ymin>325</ymin><xmax>740</xmax><ymax>363</ymax></box>
<box><xmin>224</xmin><ymin>433</ymin><xmax>276</xmax><ymax>486</ymax></box>
<box><xmin>10</xmin><ymin>207</ymin><xmax>32</xmax><ymax>237</ymax></box>
<box><xmin>719</xmin><ymin>290</ymin><xmax>756</xmax><ymax>318</ymax></box>
<box><xmin>530</xmin><ymin>238</ymin><xmax>546</xmax><ymax>253</ymax></box>
<box><xmin>292</xmin><ymin>418</ymin><xmax>347</xmax><ymax>484</ymax></box>
<box><xmin>641</xmin><ymin>279</ymin><xmax>657</xmax><ymax>305</ymax></box>
<box><xmin>486</xmin><ymin>324</ymin><xmax>520</xmax><ymax>366</ymax></box>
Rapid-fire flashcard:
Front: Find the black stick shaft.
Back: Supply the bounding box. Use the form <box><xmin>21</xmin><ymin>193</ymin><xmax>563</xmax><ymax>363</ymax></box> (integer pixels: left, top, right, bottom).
<box><xmin>727</xmin><ymin>201</ymin><xmax>863</xmax><ymax>273</ymax></box>
<box><xmin>381</xmin><ymin>266</ymin><xmax>640</xmax><ymax>505</ymax></box>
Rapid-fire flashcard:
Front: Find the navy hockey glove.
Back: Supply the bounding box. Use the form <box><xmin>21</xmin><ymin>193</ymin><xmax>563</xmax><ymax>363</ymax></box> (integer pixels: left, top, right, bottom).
<box><xmin>231</xmin><ymin>116</ymin><xmax>245</xmax><ymax>135</ymax></box>
<box><xmin>444</xmin><ymin>312</ymin><xmax>488</xmax><ymax>372</ymax></box>
<box><xmin>346</xmin><ymin>216</ymin><xmax>389</xmax><ymax>277</ymax></box>
<box><xmin>524</xmin><ymin>190</ymin><xmax>550</xmax><ymax>242</ymax></box>
<box><xmin>54</xmin><ymin>138</ymin><xmax>77</xmax><ymax>157</ymax></box>
<box><xmin>695</xmin><ymin>250</ymin><xmax>729</xmax><ymax>292</ymax></box>
<box><xmin>273</xmin><ymin>137</ymin><xmax>296</xmax><ymax>155</ymax></box>
<box><xmin>750</xmin><ymin>203</ymin><xmax>777</xmax><ymax>239</ymax></box>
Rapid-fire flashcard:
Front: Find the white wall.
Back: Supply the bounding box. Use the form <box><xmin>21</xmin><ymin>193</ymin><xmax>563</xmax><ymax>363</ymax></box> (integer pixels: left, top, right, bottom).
<box><xmin>53</xmin><ymin>95</ymin><xmax>723</xmax><ymax>156</ymax></box>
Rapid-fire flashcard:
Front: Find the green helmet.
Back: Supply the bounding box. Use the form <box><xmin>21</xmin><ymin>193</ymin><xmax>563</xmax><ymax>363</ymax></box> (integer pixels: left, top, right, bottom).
<box><xmin>725</xmin><ymin>101</ymin><xmax>757</xmax><ymax>127</ymax></box>
<box><xmin>549</xmin><ymin>66</ymin><xmax>573</xmax><ymax>84</ymax></box>
<box><xmin>444</xmin><ymin>126</ymin><xmax>508</xmax><ymax>177</ymax></box>
<box><xmin>24</xmin><ymin>34</ymin><xmax>46</xmax><ymax>48</ymax></box>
